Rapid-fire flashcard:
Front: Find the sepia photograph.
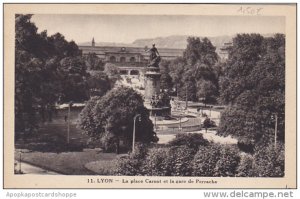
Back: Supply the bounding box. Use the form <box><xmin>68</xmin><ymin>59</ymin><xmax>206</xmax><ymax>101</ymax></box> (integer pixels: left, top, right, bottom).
<box><xmin>3</xmin><ymin>3</ymin><xmax>296</xmax><ymax>188</ymax></box>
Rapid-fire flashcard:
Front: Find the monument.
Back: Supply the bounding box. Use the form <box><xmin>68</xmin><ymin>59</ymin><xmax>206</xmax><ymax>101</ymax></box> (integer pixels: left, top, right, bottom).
<box><xmin>144</xmin><ymin>44</ymin><xmax>171</xmax><ymax>118</ymax></box>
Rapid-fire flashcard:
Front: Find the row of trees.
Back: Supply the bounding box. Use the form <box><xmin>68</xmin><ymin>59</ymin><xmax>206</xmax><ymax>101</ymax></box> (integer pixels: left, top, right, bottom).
<box><xmin>15</xmin><ymin>14</ymin><xmax>112</xmax><ymax>136</ymax></box>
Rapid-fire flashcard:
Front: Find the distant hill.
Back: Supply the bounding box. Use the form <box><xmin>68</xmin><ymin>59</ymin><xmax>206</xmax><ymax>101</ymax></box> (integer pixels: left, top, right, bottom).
<box><xmin>78</xmin><ymin>33</ymin><xmax>277</xmax><ymax>55</ymax></box>
<box><xmin>78</xmin><ymin>41</ymin><xmax>136</xmax><ymax>47</ymax></box>
<box><xmin>132</xmin><ymin>35</ymin><xmax>233</xmax><ymax>50</ymax></box>
<box><xmin>78</xmin><ymin>35</ymin><xmax>234</xmax><ymax>49</ymax></box>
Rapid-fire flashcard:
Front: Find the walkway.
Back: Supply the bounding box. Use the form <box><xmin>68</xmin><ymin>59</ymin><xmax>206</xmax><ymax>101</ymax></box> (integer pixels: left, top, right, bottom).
<box><xmin>15</xmin><ymin>161</ymin><xmax>60</xmax><ymax>175</ymax></box>
<box><xmin>157</xmin><ymin>129</ymin><xmax>237</xmax><ymax>145</ymax></box>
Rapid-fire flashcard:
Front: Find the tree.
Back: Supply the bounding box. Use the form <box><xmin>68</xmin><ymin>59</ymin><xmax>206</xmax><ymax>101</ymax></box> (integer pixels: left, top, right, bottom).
<box><xmin>104</xmin><ymin>63</ymin><xmax>121</xmax><ymax>87</ymax></box>
<box><xmin>59</xmin><ymin>56</ymin><xmax>89</xmax><ymax>102</ymax></box>
<box><xmin>15</xmin><ymin>14</ymin><xmax>89</xmax><ymax>137</ymax></box>
<box><xmin>84</xmin><ymin>52</ymin><xmax>105</xmax><ymax>71</ymax></box>
<box><xmin>159</xmin><ymin>60</ymin><xmax>173</xmax><ymax>92</ymax></box>
<box><xmin>168</xmin><ymin>37</ymin><xmax>219</xmax><ymax>102</ymax></box>
<box><xmin>169</xmin><ymin>57</ymin><xmax>186</xmax><ymax>96</ymax></box>
<box><xmin>180</xmin><ymin>69</ymin><xmax>198</xmax><ymax>101</ymax></box>
<box><xmin>183</xmin><ymin>37</ymin><xmax>218</xmax><ymax>67</ymax></box>
<box><xmin>78</xmin><ymin>87</ymin><xmax>158</xmax><ymax>153</ymax></box>
<box><xmin>86</xmin><ymin>71</ymin><xmax>111</xmax><ymax>97</ymax></box>
<box><xmin>218</xmin><ymin>34</ymin><xmax>285</xmax><ymax>149</ymax></box>
<box><xmin>219</xmin><ymin>33</ymin><xmax>265</xmax><ymax>104</ymax></box>
<box><xmin>196</xmin><ymin>79</ymin><xmax>218</xmax><ymax>105</ymax></box>
<box><xmin>203</xmin><ymin>117</ymin><xmax>216</xmax><ymax>133</ymax></box>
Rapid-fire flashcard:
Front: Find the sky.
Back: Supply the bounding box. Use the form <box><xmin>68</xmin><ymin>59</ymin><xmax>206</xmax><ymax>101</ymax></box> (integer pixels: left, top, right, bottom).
<box><xmin>31</xmin><ymin>14</ymin><xmax>285</xmax><ymax>44</ymax></box>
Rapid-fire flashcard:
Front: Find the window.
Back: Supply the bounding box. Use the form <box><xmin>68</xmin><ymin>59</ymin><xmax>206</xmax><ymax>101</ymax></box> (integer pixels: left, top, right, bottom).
<box><xmin>130</xmin><ymin>70</ymin><xmax>139</xmax><ymax>75</ymax></box>
<box><xmin>120</xmin><ymin>70</ymin><xmax>128</xmax><ymax>75</ymax></box>
<box><xmin>130</xmin><ymin>57</ymin><xmax>136</xmax><ymax>63</ymax></box>
<box><xmin>109</xmin><ymin>56</ymin><xmax>116</xmax><ymax>62</ymax></box>
<box><xmin>120</xmin><ymin>57</ymin><xmax>126</xmax><ymax>63</ymax></box>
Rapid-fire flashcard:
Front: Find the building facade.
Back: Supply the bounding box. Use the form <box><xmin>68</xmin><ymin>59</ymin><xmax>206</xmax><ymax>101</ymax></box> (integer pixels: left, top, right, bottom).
<box><xmin>79</xmin><ymin>40</ymin><xmax>184</xmax><ymax>76</ymax></box>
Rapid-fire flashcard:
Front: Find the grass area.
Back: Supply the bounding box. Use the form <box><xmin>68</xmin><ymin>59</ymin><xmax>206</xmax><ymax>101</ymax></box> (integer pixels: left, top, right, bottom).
<box><xmin>14</xmin><ymin>108</ymin><xmax>121</xmax><ymax>175</ymax></box>
<box><xmin>15</xmin><ymin>108</ymin><xmax>90</xmax><ymax>153</ymax></box>
<box><xmin>15</xmin><ymin>124</ymin><xmax>87</xmax><ymax>153</ymax></box>
<box><xmin>85</xmin><ymin>160</ymin><xmax>117</xmax><ymax>175</ymax></box>
<box><xmin>16</xmin><ymin>150</ymin><xmax>117</xmax><ymax>175</ymax></box>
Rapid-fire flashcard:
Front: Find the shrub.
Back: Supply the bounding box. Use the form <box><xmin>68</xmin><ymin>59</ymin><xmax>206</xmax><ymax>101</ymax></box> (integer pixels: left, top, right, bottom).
<box><xmin>130</xmin><ymin>142</ymin><xmax>148</xmax><ymax>160</ymax></box>
<box><xmin>142</xmin><ymin>147</ymin><xmax>169</xmax><ymax>176</ymax></box>
<box><xmin>252</xmin><ymin>142</ymin><xmax>284</xmax><ymax>177</ymax></box>
<box><xmin>165</xmin><ymin>146</ymin><xmax>194</xmax><ymax>176</ymax></box>
<box><xmin>236</xmin><ymin>154</ymin><xmax>255</xmax><ymax>177</ymax></box>
<box><xmin>213</xmin><ymin>145</ymin><xmax>241</xmax><ymax>177</ymax></box>
<box><xmin>192</xmin><ymin>144</ymin><xmax>240</xmax><ymax>177</ymax></box>
<box><xmin>168</xmin><ymin>133</ymin><xmax>209</xmax><ymax>153</ymax></box>
<box><xmin>113</xmin><ymin>156</ymin><xmax>142</xmax><ymax>176</ymax></box>
<box><xmin>142</xmin><ymin>146</ymin><xmax>195</xmax><ymax>176</ymax></box>
<box><xmin>113</xmin><ymin>143</ymin><xmax>148</xmax><ymax>176</ymax></box>
<box><xmin>237</xmin><ymin>143</ymin><xmax>285</xmax><ymax>177</ymax></box>
<box><xmin>203</xmin><ymin>117</ymin><xmax>216</xmax><ymax>128</ymax></box>
<box><xmin>237</xmin><ymin>137</ymin><xmax>254</xmax><ymax>154</ymax></box>
<box><xmin>192</xmin><ymin>144</ymin><xmax>222</xmax><ymax>176</ymax></box>
<box><xmin>100</xmin><ymin>133</ymin><xmax>117</xmax><ymax>153</ymax></box>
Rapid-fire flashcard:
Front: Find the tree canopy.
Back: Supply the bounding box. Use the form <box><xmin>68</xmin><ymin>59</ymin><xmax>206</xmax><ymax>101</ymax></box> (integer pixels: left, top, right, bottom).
<box><xmin>218</xmin><ymin>33</ymin><xmax>285</xmax><ymax>148</ymax></box>
<box><xmin>166</xmin><ymin>37</ymin><xmax>220</xmax><ymax>103</ymax></box>
<box><xmin>78</xmin><ymin>87</ymin><xmax>158</xmax><ymax>152</ymax></box>
<box><xmin>15</xmin><ymin>14</ymin><xmax>111</xmax><ymax>136</ymax></box>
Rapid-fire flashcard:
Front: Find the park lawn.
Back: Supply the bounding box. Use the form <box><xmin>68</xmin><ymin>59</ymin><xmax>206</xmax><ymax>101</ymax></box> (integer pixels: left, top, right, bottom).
<box><xmin>85</xmin><ymin>160</ymin><xmax>118</xmax><ymax>175</ymax></box>
<box><xmin>16</xmin><ymin>150</ymin><xmax>117</xmax><ymax>175</ymax></box>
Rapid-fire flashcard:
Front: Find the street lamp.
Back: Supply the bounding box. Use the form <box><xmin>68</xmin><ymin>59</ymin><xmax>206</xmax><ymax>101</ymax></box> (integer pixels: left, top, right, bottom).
<box><xmin>18</xmin><ymin>151</ymin><xmax>22</xmax><ymax>173</ymax></box>
<box><xmin>179</xmin><ymin>115</ymin><xmax>182</xmax><ymax>131</ymax></box>
<box><xmin>154</xmin><ymin>113</ymin><xmax>157</xmax><ymax>131</ymax></box>
<box><xmin>271</xmin><ymin>113</ymin><xmax>278</xmax><ymax>149</ymax></box>
<box><xmin>185</xmin><ymin>84</ymin><xmax>188</xmax><ymax>110</ymax></box>
<box><xmin>67</xmin><ymin>101</ymin><xmax>73</xmax><ymax>144</ymax></box>
<box><xmin>132</xmin><ymin>114</ymin><xmax>141</xmax><ymax>153</ymax></box>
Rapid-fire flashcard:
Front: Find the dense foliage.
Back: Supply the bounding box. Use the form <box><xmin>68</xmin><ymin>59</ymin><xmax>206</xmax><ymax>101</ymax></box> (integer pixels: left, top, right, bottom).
<box><xmin>237</xmin><ymin>143</ymin><xmax>284</xmax><ymax>177</ymax></box>
<box><xmin>78</xmin><ymin>87</ymin><xmax>158</xmax><ymax>153</ymax></box>
<box><xmin>15</xmin><ymin>14</ymin><xmax>88</xmax><ymax>135</ymax></box>
<box><xmin>168</xmin><ymin>133</ymin><xmax>209</xmax><ymax>152</ymax></box>
<box><xmin>112</xmin><ymin>133</ymin><xmax>283</xmax><ymax>177</ymax></box>
<box><xmin>192</xmin><ymin>144</ymin><xmax>240</xmax><ymax>177</ymax></box>
<box><xmin>218</xmin><ymin>34</ymin><xmax>285</xmax><ymax>150</ymax></box>
<box><xmin>113</xmin><ymin>134</ymin><xmax>242</xmax><ymax>177</ymax></box>
<box><xmin>84</xmin><ymin>52</ymin><xmax>105</xmax><ymax>71</ymax></box>
<box><xmin>162</xmin><ymin>37</ymin><xmax>220</xmax><ymax>103</ymax></box>
<box><xmin>15</xmin><ymin>14</ymin><xmax>112</xmax><ymax>137</ymax></box>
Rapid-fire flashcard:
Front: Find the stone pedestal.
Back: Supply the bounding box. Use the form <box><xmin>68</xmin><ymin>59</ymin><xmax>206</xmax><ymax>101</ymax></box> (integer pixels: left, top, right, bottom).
<box><xmin>144</xmin><ymin>67</ymin><xmax>161</xmax><ymax>102</ymax></box>
<box><xmin>144</xmin><ymin>67</ymin><xmax>171</xmax><ymax>117</ymax></box>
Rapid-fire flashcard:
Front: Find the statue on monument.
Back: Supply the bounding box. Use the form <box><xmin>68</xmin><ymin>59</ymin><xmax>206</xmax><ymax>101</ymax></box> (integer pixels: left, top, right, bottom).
<box><xmin>147</xmin><ymin>44</ymin><xmax>161</xmax><ymax>67</ymax></box>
